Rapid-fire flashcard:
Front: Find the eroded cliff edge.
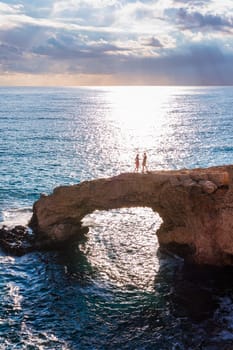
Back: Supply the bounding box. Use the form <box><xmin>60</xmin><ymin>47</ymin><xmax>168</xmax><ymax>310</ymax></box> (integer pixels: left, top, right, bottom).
<box><xmin>29</xmin><ymin>165</ymin><xmax>233</xmax><ymax>266</ymax></box>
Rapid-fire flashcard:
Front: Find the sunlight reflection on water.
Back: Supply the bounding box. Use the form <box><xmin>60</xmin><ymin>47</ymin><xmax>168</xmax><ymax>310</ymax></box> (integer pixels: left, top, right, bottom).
<box><xmin>77</xmin><ymin>86</ymin><xmax>215</xmax><ymax>178</ymax></box>
<box><xmin>7</xmin><ymin>283</ymin><xmax>22</xmax><ymax>311</ymax></box>
<box><xmin>82</xmin><ymin>207</ymin><xmax>162</xmax><ymax>291</ymax></box>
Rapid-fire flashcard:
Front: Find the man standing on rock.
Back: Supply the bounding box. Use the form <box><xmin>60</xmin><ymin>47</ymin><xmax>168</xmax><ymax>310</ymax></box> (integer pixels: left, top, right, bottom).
<box><xmin>142</xmin><ymin>152</ymin><xmax>148</xmax><ymax>173</ymax></box>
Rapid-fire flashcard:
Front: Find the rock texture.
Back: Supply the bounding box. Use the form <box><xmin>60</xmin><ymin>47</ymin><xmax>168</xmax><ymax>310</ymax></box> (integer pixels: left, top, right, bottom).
<box><xmin>30</xmin><ymin>165</ymin><xmax>233</xmax><ymax>266</ymax></box>
<box><xmin>0</xmin><ymin>225</ymin><xmax>35</xmax><ymax>256</ymax></box>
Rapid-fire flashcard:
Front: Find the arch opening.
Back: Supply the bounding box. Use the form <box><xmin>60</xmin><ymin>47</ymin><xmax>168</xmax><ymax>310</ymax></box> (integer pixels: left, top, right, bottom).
<box><xmin>80</xmin><ymin>207</ymin><xmax>163</xmax><ymax>291</ymax></box>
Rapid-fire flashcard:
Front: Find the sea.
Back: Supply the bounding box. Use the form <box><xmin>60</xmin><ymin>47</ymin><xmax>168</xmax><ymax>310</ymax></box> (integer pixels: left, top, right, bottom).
<box><xmin>1</xmin><ymin>86</ymin><xmax>233</xmax><ymax>350</ymax></box>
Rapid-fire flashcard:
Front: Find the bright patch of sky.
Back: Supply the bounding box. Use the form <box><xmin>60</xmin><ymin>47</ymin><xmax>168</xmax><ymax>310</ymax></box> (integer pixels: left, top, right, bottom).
<box><xmin>0</xmin><ymin>0</ymin><xmax>233</xmax><ymax>84</ymax></box>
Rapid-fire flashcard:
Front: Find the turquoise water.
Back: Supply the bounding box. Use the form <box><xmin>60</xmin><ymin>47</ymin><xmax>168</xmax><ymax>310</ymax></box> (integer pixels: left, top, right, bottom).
<box><xmin>1</xmin><ymin>86</ymin><xmax>233</xmax><ymax>349</ymax></box>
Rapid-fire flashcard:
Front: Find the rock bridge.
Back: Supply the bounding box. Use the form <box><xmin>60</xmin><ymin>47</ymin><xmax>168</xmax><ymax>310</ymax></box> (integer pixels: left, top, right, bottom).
<box><xmin>30</xmin><ymin>165</ymin><xmax>233</xmax><ymax>266</ymax></box>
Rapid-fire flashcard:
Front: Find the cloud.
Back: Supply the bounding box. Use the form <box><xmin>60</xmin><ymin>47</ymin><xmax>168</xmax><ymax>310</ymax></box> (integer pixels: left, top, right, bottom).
<box><xmin>0</xmin><ymin>2</ymin><xmax>23</xmax><ymax>14</ymax></box>
<box><xmin>25</xmin><ymin>39</ymin><xmax>233</xmax><ymax>85</ymax></box>
<box><xmin>78</xmin><ymin>42</ymin><xmax>233</xmax><ymax>85</ymax></box>
<box><xmin>172</xmin><ymin>0</ymin><xmax>211</xmax><ymax>5</ymax></box>
<box><xmin>51</xmin><ymin>0</ymin><xmax>119</xmax><ymax>27</ymax></box>
<box><xmin>1</xmin><ymin>0</ymin><xmax>54</xmax><ymax>17</ymax></box>
<box><xmin>1</xmin><ymin>0</ymin><xmax>233</xmax><ymax>84</ymax></box>
<box><xmin>1</xmin><ymin>7</ymin><xmax>232</xmax><ymax>85</ymax></box>
<box><xmin>144</xmin><ymin>37</ymin><xmax>163</xmax><ymax>48</ymax></box>
<box><xmin>0</xmin><ymin>42</ymin><xmax>21</xmax><ymax>61</ymax></box>
<box><xmin>33</xmin><ymin>34</ymin><xmax>128</xmax><ymax>61</ymax></box>
<box><xmin>172</xmin><ymin>8</ymin><xmax>233</xmax><ymax>32</ymax></box>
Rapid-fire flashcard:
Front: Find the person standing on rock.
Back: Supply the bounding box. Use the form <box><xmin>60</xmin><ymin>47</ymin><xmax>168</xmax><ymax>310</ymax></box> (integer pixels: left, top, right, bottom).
<box><xmin>134</xmin><ymin>153</ymin><xmax>140</xmax><ymax>172</ymax></box>
<box><xmin>142</xmin><ymin>152</ymin><xmax>148</xmax><ymax>173</ymax></box>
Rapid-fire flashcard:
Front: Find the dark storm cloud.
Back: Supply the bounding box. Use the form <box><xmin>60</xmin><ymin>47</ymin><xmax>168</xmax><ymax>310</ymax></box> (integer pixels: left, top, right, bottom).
<box><xmin>73</xmin><ymin>43</ymin><xmax>233</xmax><ymax>85</ymax></box>
<box><xmin>175</xmin><ymin>8</ymin><xmax>233</xmax><ymax>31</ymax></box>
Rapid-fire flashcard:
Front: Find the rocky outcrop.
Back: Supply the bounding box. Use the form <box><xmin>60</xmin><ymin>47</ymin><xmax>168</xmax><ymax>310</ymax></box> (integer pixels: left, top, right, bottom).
<box><xmin>30</xmin><ymin>165</ymin><xmax>233</xmax><ymax>266</ymax></box>
<box><xmin>0</xmin><ymin>225</ymin><xmax>35</xmax><ymax>256</ymax></box>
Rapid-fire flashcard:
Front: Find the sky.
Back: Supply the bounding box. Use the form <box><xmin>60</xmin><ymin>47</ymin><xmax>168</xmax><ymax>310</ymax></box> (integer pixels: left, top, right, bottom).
<box><xmin>1</xmin><ymin>0</ymin><xmax>233</xmax><ymax>85</ymax></box>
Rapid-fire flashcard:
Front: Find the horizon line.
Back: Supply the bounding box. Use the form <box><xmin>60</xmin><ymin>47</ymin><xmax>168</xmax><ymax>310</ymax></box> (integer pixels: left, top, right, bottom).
<box><xmin>1</xmin><ymin>84</ymin><xmax>233</xmax><ymax>88</ymax></box>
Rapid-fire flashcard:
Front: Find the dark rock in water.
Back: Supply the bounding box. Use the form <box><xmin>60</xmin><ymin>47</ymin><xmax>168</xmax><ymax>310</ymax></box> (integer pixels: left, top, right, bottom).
<box><xmin>0</xmin><ymin>224</ymin><xmax>89</xmax><ymax>256</ymax></box>
<box><xmin>0</xmin><ymin>225</ymin><xmax>36</xmax><ymax>256</ymax></box>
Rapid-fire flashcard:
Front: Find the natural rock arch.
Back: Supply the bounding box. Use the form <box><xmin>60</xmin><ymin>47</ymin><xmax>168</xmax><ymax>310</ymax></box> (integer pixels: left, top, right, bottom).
<box><xmin>30</xmin><ymin>166</ymin><xmax>233</xmax><ymax>266</ymax></box>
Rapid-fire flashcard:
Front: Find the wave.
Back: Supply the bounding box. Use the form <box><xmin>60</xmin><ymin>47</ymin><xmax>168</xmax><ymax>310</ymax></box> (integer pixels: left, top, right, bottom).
<box><xmin>0</xmin><ymin>207</ymin><xmax>32</xmax><ymax>228</ymax></box>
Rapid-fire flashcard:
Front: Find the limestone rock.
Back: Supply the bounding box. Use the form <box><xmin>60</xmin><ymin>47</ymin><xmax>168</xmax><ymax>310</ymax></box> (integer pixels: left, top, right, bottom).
<box><xmin>29</xmin><ymin>165</ymin><xmax>233</xmax><ymax>266</ymax></box>
<box><xmin>199</xmin><ymin>180</ymin><xmax>218</xmax><ymax>194</ymax></box>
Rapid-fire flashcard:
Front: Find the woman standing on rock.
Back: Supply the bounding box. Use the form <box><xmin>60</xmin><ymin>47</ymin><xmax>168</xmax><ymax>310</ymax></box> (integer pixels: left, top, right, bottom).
<box><xmin>134</xmin><ymin>153</ymin><xmax>140</xmax><ymax>172</ymax></box>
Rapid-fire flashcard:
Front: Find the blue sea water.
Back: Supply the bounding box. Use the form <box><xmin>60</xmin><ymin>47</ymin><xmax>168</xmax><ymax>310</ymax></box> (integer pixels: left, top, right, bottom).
<box><xmin>1</xmin><ymin>86</ymin><xmax>233</xmax><ymax>349</ymax></box>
